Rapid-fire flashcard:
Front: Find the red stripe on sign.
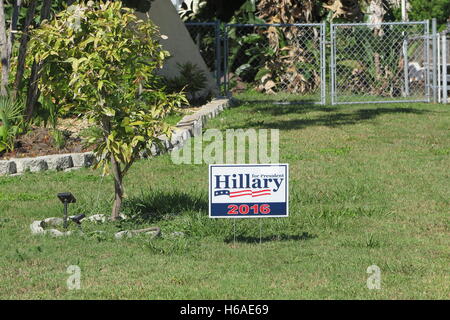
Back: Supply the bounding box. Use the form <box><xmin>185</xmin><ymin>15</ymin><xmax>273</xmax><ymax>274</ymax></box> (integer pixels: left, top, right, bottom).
<box><xmin>252</xmin><ymin>189</ymin><xmax>271</xmax><ymax>193</ymax></box>
<box><xmin>230</xmin><ymin>190</ymin><xmax>252</xmax><ymax>194</ymax></box>
<box><xmin>229</xmin><ymin>194</ymin><xmax>252</xmax><ymax>198</ymax></box>
<box><xmin>252</xmin><ymin>193</ymin><xmax>271</xmax><ymax>197</ymax></box>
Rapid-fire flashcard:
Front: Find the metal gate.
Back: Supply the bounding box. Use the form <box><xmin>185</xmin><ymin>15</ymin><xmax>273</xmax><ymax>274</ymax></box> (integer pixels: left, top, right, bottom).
<box><xmin>330</xmin><ymin>21</ymin><xmax>430</xmax><ymax>105</ymax></box>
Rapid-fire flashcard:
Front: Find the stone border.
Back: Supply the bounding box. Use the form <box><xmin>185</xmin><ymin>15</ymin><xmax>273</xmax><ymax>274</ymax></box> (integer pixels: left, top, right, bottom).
<box><xmin>0</xmin><ymin>152</ymin><xmax>95</xmax><ymax>176</ymax></box>
<box><xmin>161</xmin><ymin>97</ymin><xmax>231</xmax><ymax>155</ymax></box>
<box><xmin>0</xmin><ymin>98</ymin><xmax>232</xmax><ymax>176</ymax></box>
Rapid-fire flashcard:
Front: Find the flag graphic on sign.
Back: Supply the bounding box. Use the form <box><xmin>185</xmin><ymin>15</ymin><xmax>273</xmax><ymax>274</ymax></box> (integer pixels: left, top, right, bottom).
<box><xmin>214</xmin><ymin>189</ymin><xmax>272</xmax><ymax>198</ymax></box>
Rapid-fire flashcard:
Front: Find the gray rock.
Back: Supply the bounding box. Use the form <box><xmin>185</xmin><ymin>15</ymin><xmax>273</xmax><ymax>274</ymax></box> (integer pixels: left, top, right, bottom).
<box><xmin>114</xmin><ymin>230</ymin><xmax>132</xmax><ymax>239</ymax></box>
<box><xmin>87</xmin><ymin>214</ymin><xmax>106</xmax><ymax>223</ymax></box>
<box><xmin>44</xmin><ymin>155</ymin><xmax>73</xmax><ymax>171</ymax></box>
<box><xmin>192</xmin><ymin>120</ymin><xmax>203</xmax><ymax>136</ymax></box>
<box><xmin>15</xmin><ymin>157</ymin><xmax>48</xmax><ymax>173</ymax></box>
<box><xmin>170</xmin><ymin>131</ymin><xmax>184</xmax><ymax>146</ymax></box>
<box><xmin>0</xmin><ymin>160</ymin><xmax>17</xmax><ymax>175</ymax></box>
<box><xmin>42</xmin><ymin>228</ymin><xmax>76</xmax><ymax>237</ymax></box>
<box><xmin>41</xmin><ymin>217</ymin><xmax>64</xmax><ymax>228</ymax></box>
<box><xmin>44</xmin><ymin>229</ymin><xmax>65</xmax><ymax>237</ymax></box>
<box><xmin>64</xmin><ymin>167</ymin><xmax>81</xmax><ymax>172</ymax></box>
<box><xmin>139</xmin><ymin>150</ymin><xmax>149</xmax><ymax>159</ymax></box>
<box><xmin>71</xmin><ymin>152</ymin><xmax>95</xmax><ymax>167</ymax></box>
<box><xmin>30</xmin><ymin>221</ymin><xmax>44</xmax><ymax>234</ymax></box>
<box><xmin>149</xmin><ymin>143</ymin><xmax>159</xmax><ymax>156</ymax></box>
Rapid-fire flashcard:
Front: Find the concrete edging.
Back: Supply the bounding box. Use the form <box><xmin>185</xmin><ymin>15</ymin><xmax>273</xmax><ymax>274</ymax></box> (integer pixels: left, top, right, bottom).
<box><xmin>0</xmin><ymin>98</ymin><xmax>231</xmax><ymax>176</ymax></box>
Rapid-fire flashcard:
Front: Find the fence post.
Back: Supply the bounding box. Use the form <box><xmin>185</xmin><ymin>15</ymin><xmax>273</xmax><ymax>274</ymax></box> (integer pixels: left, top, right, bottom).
<box><xmin>330</xmin><ymin>23</ymin><xmax>335</xmax><ymax>105</ymax></box>
<box><xmin>425</xmin><ymin>20</ymin><xmax>431</xmax><ymax>102</ymax></box>
<box><xmin>432</xmin><ymin>18</ymin><xmax>438</xmax><ymax>103</ymax></box>
<box><xmin>321</xmin><ymin>22</ymin><xmax>326</xmax><ymax>105</ymax></box>
<box><xmin>403</xmin><ymin>36</ymin><xmax>410</xmax><ymax>97</ymax></box>
<box><xmin>442</xmin><ymin>33</ymin><xmax>448</xmax><ymax>104</ymax></box>
<box><xmin>223</xmin><ymin>24</ymin><xmax>229</xmax><ymax>97</ymax></box>
<box><xmin>438</xmin><ymin>30</ymin><xmax>441</xmax><ymax>103</ymax></box>
<box><xmin>214</xmin><ymin>20</ymin><xmax>221</xmax><ymax>94</ymax></box>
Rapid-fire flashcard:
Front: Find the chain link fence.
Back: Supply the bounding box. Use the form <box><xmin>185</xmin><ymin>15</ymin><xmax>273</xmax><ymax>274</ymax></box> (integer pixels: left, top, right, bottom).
<box><xmin>184</xmin><ymin>22</ymin><xmax>222</xmax><ymax>92</ymax></box>
<box><xmin>184</xmin><ymin>20</ymin><xmax>448</xmax><ymax>105</ymax></box>
<box><xmin>331</xmin><ymin>21</ymin><xmax>430</xmax><ymax>104</ymax></box>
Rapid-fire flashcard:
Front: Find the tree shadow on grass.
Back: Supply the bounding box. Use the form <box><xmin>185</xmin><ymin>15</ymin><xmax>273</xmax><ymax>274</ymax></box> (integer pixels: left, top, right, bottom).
<box><xmin>234</xmin><ymin>106</ymin><xmax>430</xmax><ymax>131</ymax></box>
<box><xmin>235</xmin><ymin>99</ymin><xmax>338</xmax><ymax>117</ymax></box>
<box><xmin>121</xmin><ymin>190</ymin><xmax>207</xmax><ymax>223</ymax></box>
<box><xmin>224</xmin><ymin>231</ymin><xmax>317</xmax><ymax>244</ymax></box>
<box><xmin>257</xmin><ymin>103</ymin><xmax>338</xmax><ymax>116</ymax></box>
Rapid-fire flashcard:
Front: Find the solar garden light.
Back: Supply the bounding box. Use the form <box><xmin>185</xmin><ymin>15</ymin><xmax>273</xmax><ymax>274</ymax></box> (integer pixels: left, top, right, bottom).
<box><xmin>57</xmin><ymin>192</ymin><xmax>76</xmax><ymax>229</ymax></box>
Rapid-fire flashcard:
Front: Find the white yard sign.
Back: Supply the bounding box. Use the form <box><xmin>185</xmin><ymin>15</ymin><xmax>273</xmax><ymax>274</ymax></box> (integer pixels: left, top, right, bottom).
<box><xmin>209</xmin><ymin>164</ymin><xmax>289</xmax><ymax>218</ymax></box>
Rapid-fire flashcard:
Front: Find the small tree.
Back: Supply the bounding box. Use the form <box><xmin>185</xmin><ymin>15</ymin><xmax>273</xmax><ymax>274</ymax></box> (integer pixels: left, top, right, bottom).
<box><xmin>29</xmin><ymin>0</ymin><xmax>186</xmax><ymax>220</ymax></box>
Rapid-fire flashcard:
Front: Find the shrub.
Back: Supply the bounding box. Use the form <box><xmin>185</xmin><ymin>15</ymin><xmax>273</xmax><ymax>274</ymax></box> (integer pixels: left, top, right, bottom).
<box><xmin>0</xmin><ymin>95</ymin><xmax>24</xmax><ymax>153</ymax></box>
<box><xmin>164</xmin><ymin>62</ymin><xmax>208</xmax><ymax>104</ymax></box>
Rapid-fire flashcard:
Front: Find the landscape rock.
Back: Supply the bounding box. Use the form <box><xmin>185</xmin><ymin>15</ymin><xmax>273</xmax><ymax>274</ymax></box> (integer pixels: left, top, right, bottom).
<box><xmin>87</xmin><ymin>214</ymin><xmax>107</xmax><ymax>223</ymax></box>
<box><xmin>114</xmin><ymin>230</ymin><xmax>132</xmax><ymax>239</ymax></box>
<box><xmin>64</xmin><ymin>167</ymin><xmax>81</xmax><ymax>172</ymax></box>
<box><xmin>44</xmin><ymin>155</ymin><xmax>73</xmax><ymax>171</ymax></box>
<box><xmin>42</xmin><ymin>229</ymin><xmax>75</xmax><ymax>237</ymax></box>
<box><xmin>71</xmin><ymin>152</ymin><xmax>95</xmax><ymax>167</ymax></box>
<box><xmin>30</xmin><ymin>218</ymin><xmax>78</xmax><ymax>236</ymax></box>
<box><xmin>15</xmin><ymin>158</ymin><xmax>48</xmax><ymax>173</ymax></box>
<box><xmin>30</xmin><ymin>221</ymin><xmax>44</xmax><ymax>234</ymax></box>
<box><xmin>0</xmin><ymin>160</ymin><xmax>17</xmax><ymax>175</ymax></box>
<box><xmin>44</xmin><ymin>229</ymin><xmax>65</xmax><ymax>237</ymax></box>
<box><xmin>41</xmin><ymin>217</ymin><xmax>64</xmax><ymax>228</ymax></box>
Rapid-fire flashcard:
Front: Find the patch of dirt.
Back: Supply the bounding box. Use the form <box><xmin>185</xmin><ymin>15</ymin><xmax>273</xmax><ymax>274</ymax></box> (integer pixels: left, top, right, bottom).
<box><xmin>0</xmin><ymin>118</ymin><xmax>94</xmax><ymax>160</ymax></box>
<box><xmin>0</xmin><ymin>105</ymin><xmax>208</xmax><ymax>160</ymax></box>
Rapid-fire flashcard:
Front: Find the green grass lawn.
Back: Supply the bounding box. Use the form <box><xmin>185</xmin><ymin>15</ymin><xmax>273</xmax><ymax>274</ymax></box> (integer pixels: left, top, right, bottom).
<box><xmin>0</xmin><ymin>98</ymin><xmax>449</xmax><ymax>299</ymax></box>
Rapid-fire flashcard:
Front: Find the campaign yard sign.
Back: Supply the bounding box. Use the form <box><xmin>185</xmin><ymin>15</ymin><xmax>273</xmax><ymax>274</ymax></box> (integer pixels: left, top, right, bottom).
<box><xmin>209</xmin><ymin>164</ymin><xmax>289</xmax><ymax>218</ymax></box>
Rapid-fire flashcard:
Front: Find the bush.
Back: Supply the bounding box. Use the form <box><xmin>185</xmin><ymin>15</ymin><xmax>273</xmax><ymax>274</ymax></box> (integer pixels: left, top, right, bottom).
<box><xmin>164</xmin><ymin>62</ymin><xmax>208</xmax><ymax>104</ymax></box>
<box><xmin>0</xmin><ymin>95</ymin><xmax>24</xmax><ymax>153</ymax></box>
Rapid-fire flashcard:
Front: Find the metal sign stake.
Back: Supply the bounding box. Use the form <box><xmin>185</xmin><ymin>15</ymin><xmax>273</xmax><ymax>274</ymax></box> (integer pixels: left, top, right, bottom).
<box><xmin>233</xmin><ymin>219</ymin><xmax>236</xmax><ymax>247</ymax></box>
<box><xmin>259</xmin><ymin>219</ymin><xmax>262</xmax><ymax>244</ymax></box>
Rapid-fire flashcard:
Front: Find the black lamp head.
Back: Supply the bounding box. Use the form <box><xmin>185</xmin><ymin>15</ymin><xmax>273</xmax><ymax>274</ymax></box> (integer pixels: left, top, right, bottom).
<box><xmin>57</xmin><ymin>192</ymin><xmax>76</xmax><ymax>204</ymax></box>
<box><xmin>70</xmin><ymin>214</ymin><xmax>85</xmax><ymax>225</ymax></box>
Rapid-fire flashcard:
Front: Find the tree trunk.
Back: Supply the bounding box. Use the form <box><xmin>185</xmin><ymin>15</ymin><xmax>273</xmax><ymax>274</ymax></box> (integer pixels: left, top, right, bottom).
<box><xmin>110</xmin><ymin>154</ymin><xmax>124</xmax><ymax>221</ymax></box>
<box><xmin>12</xmin><ymin>0</ymin><xmax>37</xmax><ymax>99</ymax></box>
<box><xmin>24</xmin><ymin>0</ymin><xmax>52</xmax><ymax>121</ymax></box>
<box><xmin>0</xmin><ymin>0</ymin><xmax>9</xmax><ymax>96</ymax></box>
<box><xmin>8</xmin><ymin>1</ymin><xmax>21</xmax><ymax>61</ymax></box>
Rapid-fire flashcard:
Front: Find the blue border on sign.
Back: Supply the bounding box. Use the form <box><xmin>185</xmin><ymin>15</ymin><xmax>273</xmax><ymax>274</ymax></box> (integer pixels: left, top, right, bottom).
<box><xmin>208</xmin><ymin>164</ymin><xmax>289</xmax><ymax>219</ymax></box>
